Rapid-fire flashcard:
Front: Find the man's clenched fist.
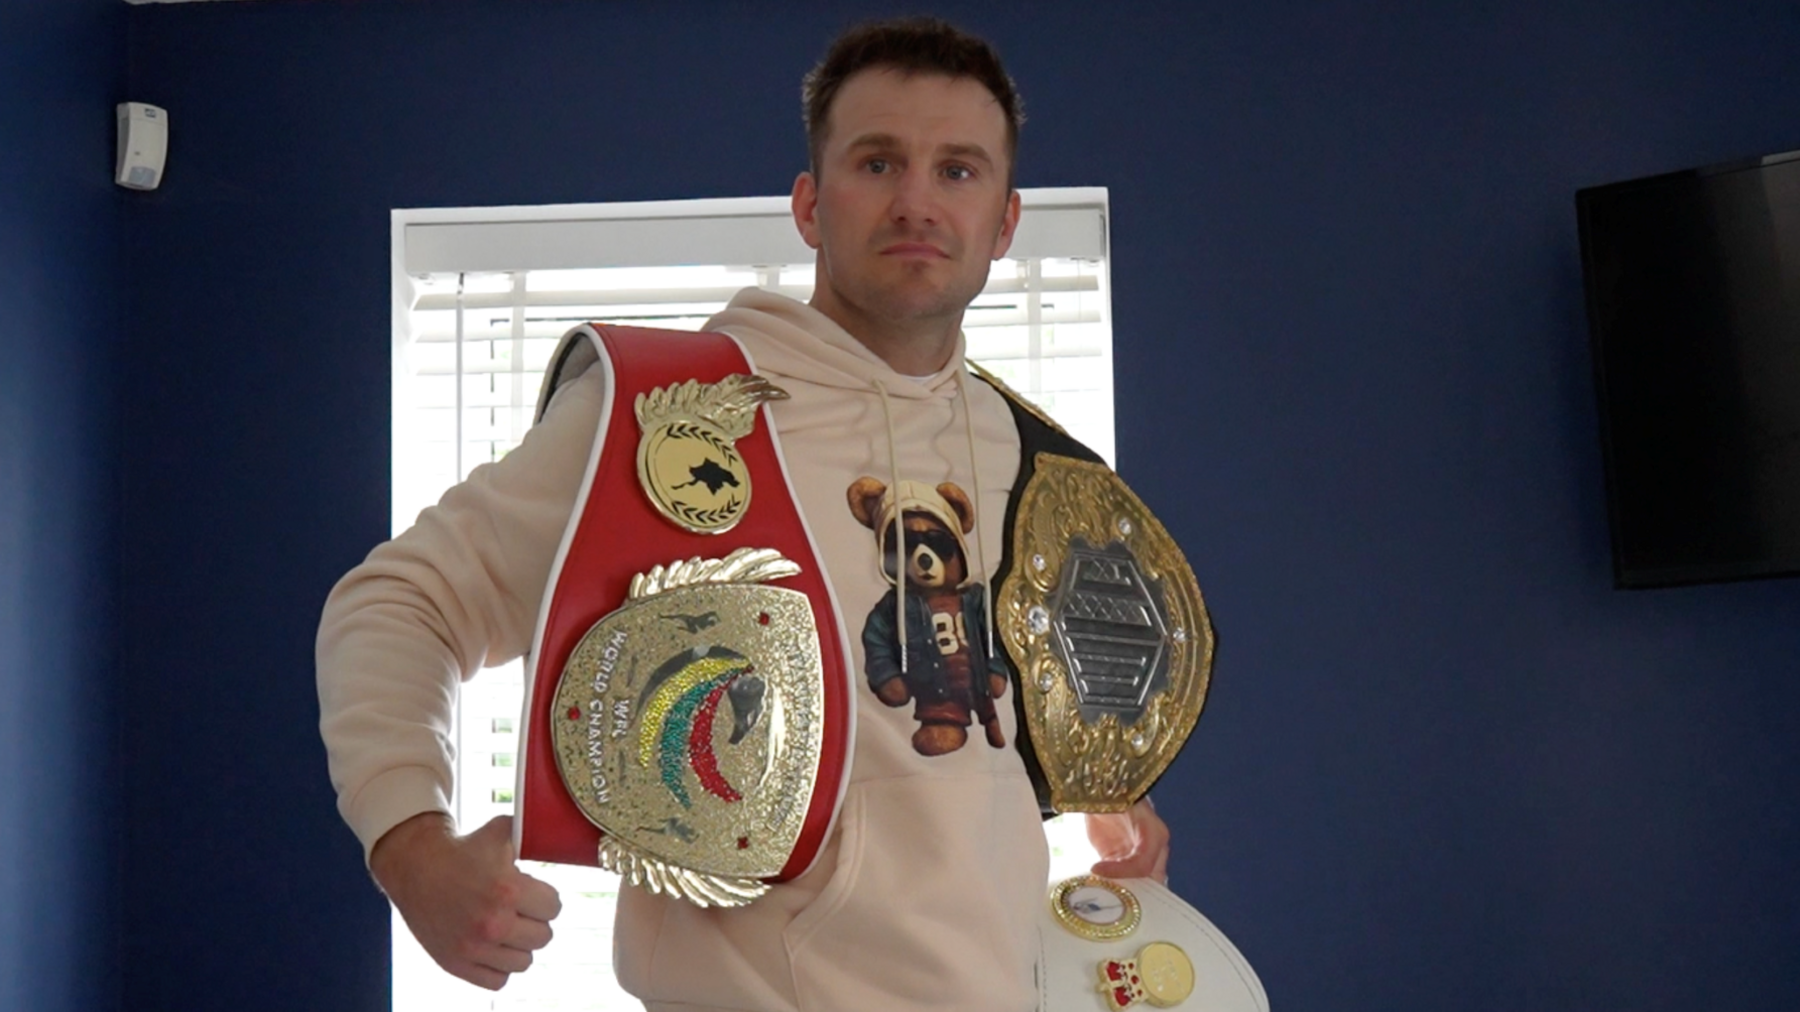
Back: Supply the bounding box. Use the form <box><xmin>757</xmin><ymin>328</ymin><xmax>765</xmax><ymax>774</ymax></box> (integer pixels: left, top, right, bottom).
<box><xmin>1086</xmin><ymin>797</ymin><xmax>1171</xmax><ymax>884</ymax></box>
<box><xmin>370</xmin><ymin>813</ymin><xmax>563</xmax><ymax>991</ymax></box>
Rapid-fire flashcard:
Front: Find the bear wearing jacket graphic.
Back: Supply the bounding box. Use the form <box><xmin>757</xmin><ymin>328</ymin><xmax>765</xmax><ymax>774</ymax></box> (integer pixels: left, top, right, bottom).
<box><xmin>847</xmin><ymin>477</ymin><xmax>1009</xmax><ymax>757</ymax></box>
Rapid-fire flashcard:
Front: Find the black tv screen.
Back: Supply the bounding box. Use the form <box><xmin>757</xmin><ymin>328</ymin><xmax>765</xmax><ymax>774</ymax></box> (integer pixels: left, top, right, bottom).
<box><xmin>1578</xmin><ymin>150</ymin><xmax>1800</xmax><ymax>588</ymax></box>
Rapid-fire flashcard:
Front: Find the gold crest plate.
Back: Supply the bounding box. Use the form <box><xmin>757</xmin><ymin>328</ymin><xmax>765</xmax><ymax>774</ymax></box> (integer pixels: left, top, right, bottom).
<box><xmin>998</xmin><ymin>455</ymin><xmax>1214</xmax><ymax>812</ymax></box>
<box><xmin>635</xmin><ymin>374</ymin><xmax>787</xmax><ymax>535</ymax></box>
<box><xmin>549</xmin><ymin>548</ymin><xmax>824</xmax><ymax>906</ymax></box>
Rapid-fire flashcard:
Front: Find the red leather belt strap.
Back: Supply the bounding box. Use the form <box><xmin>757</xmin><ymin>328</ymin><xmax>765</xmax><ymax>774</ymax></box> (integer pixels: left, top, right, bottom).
<box><xmin>518</xmin><ymin>326</ymin><xmax>850</xmax><ymax>881</ymax></box>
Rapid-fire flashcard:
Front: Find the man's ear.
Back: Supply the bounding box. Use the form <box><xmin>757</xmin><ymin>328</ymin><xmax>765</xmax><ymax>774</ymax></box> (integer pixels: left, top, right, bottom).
<box><xmin>792</xmin><ymin>170</ymin><xmax>823</xmax><ymax>251</ymax></box>
<box><xmin>990</xmin><ymin>189</ymin><xmax>1023</xmax><ymax>261</ymax></box>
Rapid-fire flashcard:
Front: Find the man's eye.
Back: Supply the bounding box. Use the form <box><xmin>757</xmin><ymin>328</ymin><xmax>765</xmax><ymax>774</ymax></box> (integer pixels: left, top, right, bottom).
<box><xmin>944</xmin><ymin>164</ymin><xmax>974</xmax><ymax>181</ymax></box>
<box><xmin>866</xmin><ymin>158</ymin><xmax>891</xmax><ymax>174</ymax></box>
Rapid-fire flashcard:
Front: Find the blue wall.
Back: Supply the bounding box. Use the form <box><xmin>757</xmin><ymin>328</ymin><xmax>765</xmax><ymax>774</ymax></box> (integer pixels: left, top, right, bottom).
<box><xmin>122</xmin><ymin>1</ymin><xmax>1800</xmax><ymax>1010</ymax></box>
<box><xmin>0</xmin><ymin>1</ymin><xmax>123</xmax><ymax>1010</ymax></box>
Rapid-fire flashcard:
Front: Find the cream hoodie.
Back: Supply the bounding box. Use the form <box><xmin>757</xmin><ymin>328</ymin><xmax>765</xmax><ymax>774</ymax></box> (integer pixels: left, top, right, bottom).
<box><xmin>318</xmin><ymin>288</ymin><xmax>1049</xmax><ymax>1012</ymax></box>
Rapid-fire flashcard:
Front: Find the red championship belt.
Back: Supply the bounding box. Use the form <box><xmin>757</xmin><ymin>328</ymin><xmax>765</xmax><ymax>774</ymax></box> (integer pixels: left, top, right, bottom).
<box><xmin>514</xmin><ymin>326</ymin><xmax>851</xmax><ymax>906</ymax></box>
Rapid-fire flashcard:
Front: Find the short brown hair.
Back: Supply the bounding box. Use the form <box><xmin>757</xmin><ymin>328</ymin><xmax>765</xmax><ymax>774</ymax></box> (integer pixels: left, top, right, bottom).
<box><xmin>801</xmin><ymin>17</ymin><xmax>1025</xmax><ymax>184</ymax></box>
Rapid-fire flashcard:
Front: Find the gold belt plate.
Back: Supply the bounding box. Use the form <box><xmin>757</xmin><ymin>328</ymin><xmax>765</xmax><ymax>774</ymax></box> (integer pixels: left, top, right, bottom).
<box><xmin>998</xmin><ymin>455</ymin><xmax>1214</xmax><ymax>812</ymax></box>
<box><xmin>634</xmin><ymin>374</ymin><xmax>788</xmax><ymax>535</ymax></box>
<box><xmin>549</xmin><ymin>548</ymin><xmax>824</xmax><ymax>906</ymax></box>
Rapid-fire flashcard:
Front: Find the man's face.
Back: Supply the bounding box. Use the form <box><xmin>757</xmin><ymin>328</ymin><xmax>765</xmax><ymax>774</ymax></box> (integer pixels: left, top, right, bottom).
<box><xmin>793</xmin><ymin>68</ymin><xmax>1022</xmax><ymax>336</ymax></box>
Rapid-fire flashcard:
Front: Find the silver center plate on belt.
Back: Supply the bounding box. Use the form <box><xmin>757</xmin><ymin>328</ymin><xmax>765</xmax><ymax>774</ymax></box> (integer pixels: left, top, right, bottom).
<box><xmin>1047</xmin><ymin>538</ymin><xmax>1172</xmax><ymax>724</ymax></box>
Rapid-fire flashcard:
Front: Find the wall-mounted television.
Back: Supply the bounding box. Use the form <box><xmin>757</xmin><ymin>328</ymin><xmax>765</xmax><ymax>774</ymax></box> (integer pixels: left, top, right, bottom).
<box><xmin>1578</xmin><ymin>150</ymin><xmax>1800</xmax><ymax>589</ymax></box>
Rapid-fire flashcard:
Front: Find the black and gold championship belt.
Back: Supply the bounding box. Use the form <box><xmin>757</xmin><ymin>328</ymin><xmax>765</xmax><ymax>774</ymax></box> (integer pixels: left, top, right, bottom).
<box><xmin>514</xmin><ymin>326</ymin><xmax>852</xmax><ymax>908</ymax></box>
<box><xmin>973</xmin><ymin>365</ymin><xmax>1216</xmax><ymax>816</ymax></box>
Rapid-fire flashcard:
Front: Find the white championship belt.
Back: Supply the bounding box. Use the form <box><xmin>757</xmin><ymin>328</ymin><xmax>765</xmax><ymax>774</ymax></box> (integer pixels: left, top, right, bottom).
<box><xmin>1039</xmin><ymin>875</ymin><xmax>1268</xmax><ymax>1012</ymax></box>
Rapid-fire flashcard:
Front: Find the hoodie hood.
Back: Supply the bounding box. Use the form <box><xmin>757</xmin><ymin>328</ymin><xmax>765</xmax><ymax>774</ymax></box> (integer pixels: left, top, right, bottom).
<box><xmin>706</xmin><ymin>287</ymin><xmax>966</xmax><ymax>400</ymax></box>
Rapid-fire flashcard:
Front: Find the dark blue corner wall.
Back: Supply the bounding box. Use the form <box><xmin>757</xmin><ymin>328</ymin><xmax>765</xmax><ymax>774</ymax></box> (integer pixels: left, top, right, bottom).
<box><xmin>0</xmin><ymin>1</ymin><xmax>123</xmax><ymax>1011</ymax></box>
<box><xmin>121</xmin><ymin>2</ymin><xmax>1800</xmax><ymax>1010</ymax></box>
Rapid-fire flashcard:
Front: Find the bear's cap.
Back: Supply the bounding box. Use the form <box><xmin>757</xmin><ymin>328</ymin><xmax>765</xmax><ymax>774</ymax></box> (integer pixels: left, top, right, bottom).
<box><xmin>873</xmin><ymin>479</ymin><xmax>972</xmax><ymax>585</ymax></box>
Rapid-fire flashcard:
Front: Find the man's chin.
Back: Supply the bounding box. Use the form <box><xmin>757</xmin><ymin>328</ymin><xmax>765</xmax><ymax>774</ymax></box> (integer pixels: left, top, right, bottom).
<box><xmin>818</xmin><ymin>270</ymin><xmax>985</xmax><ymax>333</ymax></box>
<box><xmin>864</xmin><ymin>277</ymin><xmax>984</xmax><ymax>322</ymax></box>
<box><xmin>861</xmin><ymin>293</ymin><xmax>966</xmax><ymax>328</ymax></box>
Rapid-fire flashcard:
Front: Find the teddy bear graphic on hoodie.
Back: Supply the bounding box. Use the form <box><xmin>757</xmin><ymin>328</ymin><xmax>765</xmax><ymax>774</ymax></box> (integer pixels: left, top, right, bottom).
<box><xmin>847</xmin><ymin>477</ymin><xmax>1010</xmax><ymax>757</ymax></box>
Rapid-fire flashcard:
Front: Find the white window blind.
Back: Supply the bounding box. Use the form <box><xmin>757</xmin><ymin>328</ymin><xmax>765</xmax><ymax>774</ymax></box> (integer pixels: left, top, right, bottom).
<box><xmin>389</xmin><ymin>192</ymin><xmax>1112</xmax><ymax>1011</ymax></box>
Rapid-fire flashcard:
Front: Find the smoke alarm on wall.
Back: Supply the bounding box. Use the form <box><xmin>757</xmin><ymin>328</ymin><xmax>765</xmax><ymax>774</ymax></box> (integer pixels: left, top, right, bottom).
<box><xmin>116</xmin><ymin>102</ymin><xmax>168</xmax><ymax>191</ymax></box>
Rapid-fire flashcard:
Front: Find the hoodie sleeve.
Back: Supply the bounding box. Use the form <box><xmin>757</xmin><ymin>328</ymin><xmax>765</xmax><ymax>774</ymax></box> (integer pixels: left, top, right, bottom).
<box><xmin>315</xmin><ymin>364</ymin><xmax>607</xmax><ymax>860</ymax></box>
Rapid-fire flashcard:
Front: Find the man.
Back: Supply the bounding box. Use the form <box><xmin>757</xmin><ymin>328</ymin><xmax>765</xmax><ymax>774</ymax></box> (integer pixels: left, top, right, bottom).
<box><xmin>318</xmin><ymin>17</ymin><xmax>1169</xmax><ymax>1011</ymax></box>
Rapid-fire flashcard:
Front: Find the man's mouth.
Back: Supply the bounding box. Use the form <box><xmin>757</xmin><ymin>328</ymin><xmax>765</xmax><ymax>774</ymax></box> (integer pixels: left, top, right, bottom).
<box><xmin>880</xmin><ymin>241</ymin><xmax>949</xmax><ymax>259</ymax></box>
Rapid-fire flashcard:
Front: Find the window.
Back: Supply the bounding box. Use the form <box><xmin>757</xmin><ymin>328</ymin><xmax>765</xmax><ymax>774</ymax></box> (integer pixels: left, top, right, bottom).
<box><xmin>391</xmin><ymin>192</ymin><xmax>1112</xmax><ymax>1010</ymax></box>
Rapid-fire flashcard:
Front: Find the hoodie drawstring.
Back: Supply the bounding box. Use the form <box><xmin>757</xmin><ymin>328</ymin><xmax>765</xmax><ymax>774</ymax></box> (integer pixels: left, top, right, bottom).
<box><xmin>873</xmin><ymin>378</ymin><xmax>908</xmax><ymax>675</ymax></box>
<box><xmin>955</xmin><ymin>369</ymin><xmax>997</xmax><ymax>666</ymax></box>
<box><xmin>876</xmin><ymin>370</ymin><xmax>996</xmax><ymax>680</ymax></box>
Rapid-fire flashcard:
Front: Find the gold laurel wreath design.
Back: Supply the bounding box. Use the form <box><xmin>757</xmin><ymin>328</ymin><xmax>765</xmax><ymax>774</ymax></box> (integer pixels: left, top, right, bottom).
<box><xmin>665</xmin><ymin>419</ymin><xmax>737</xmax><ymax>461</ymax></box>
<box><xmin>598</xmin><ymin>835</ymin><xmax>769</xmax><ymax>908</ymax></box>
<box><xmin>670</xmin><ymin>501</ymin><xmax>740</xmax><ymax>528</ymax></box>
<box><xmin>629</xmin><ymin>546</ymin><xmax>801</xmax><ymax>600</ymax></box>
<box><xmin>635</xmin><ymin>374</ymin><xmax>790</xmax><ymax>439</ymax></box>
<box><xmin>658</xmin><ymin>420</ymin><xmax>746</xmax><ymax>530</ymax></box>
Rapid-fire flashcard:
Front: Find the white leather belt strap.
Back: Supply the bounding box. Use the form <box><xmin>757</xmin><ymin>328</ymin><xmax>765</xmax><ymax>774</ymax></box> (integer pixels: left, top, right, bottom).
<box><xmin>1038</xmin><ymin>875</ymin><xmax>1268</xmax><ymax>1012</ymax></box>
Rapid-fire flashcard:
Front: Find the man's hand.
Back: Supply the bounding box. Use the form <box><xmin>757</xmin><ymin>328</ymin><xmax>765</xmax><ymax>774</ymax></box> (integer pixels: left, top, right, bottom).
<box><xmin>370</xmin><ymin>812</ymin><xmax>562</xmax><ymax>991</ymax></box>
<box><xmin>1085</xmin><ymin>798</ymin><xmax>1171</xmax><ymax>883</ymax></box>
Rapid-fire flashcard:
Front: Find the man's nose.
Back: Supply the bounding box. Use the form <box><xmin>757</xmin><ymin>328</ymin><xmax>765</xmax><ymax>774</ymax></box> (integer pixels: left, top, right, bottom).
<box><xmin>889</xmin><ymin>166</ymin><xmax>938</xmax><ymax>225</ymax></box>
